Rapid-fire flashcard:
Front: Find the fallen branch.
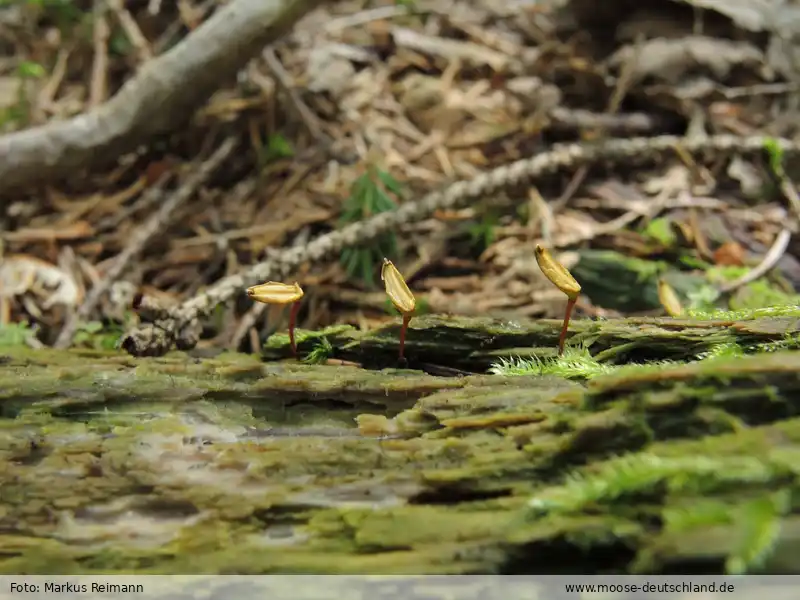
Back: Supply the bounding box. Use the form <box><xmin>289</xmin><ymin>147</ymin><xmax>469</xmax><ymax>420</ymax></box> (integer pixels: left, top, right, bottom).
<box><xmin>0</xmin><ymin>0</ymin><xmax>331</xmax><ymax>200</ymax></box>
<box><xmin>120</xmin><ymin>134</ymin><xmax>800</xmax><ymax>357</ymax></box>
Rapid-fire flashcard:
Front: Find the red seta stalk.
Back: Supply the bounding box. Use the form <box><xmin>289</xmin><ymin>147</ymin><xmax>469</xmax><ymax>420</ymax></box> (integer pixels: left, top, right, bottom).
<box><xmin>398</xmin><ymin>314</ymin><xmax>411</xmax><ymax>361</ymax></box>
<box><xmin>558</xmin><ymin>297</ymin><xmax>577</xmax><ymax>357</ymax></box>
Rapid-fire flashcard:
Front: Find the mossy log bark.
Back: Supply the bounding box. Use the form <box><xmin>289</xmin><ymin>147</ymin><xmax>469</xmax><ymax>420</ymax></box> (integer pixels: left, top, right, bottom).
<box><xmin>263</xmin><ymin>314</ymin><xmax>800</xmax><ymax>370</ymax></box>
<box><xmin>2</xmin><ymin>332</ymin><xmax>800</xmax><ymax>575</ymax></box>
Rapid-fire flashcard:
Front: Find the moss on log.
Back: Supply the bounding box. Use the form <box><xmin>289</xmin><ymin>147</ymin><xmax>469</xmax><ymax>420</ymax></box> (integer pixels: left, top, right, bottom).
<box><xmin>1</xmin><ymin>315</ymin><xmax>800</xmax><ymax>574</ymax></box>
<box><xmin>263</xmin><ymin>313</ymin><xmax>800</xmax><ymax>370</ymax></box>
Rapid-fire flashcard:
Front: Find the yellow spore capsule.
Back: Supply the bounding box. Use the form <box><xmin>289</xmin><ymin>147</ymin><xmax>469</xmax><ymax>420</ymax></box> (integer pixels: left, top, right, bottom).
<box><xmin>246</xmin><ymin>281</ymin><xmax>304</xmax><ymax>305</ymax></box>
<box><xmin>657</xmin><ymin>278</ymin><xmax>684</xmax><ymax>317</ymax></box>
<box><xmin>534</xmin><ymin>245</ymin><xmax>581</xmax><ymax>300</ymax></box>
<box><xmin>246</xmin><ymin>281</ymin><xmax>305</xmax><ymax>357</ymax></box>
<box><xmin>381</xmin><ymin>259</ymin><xmax>416</xmax><ymax>315</ymax></box>
<box><xmin>381</xmin><ymin>258</ymin><xmax>416</xmax><ymax>362</ymax></box>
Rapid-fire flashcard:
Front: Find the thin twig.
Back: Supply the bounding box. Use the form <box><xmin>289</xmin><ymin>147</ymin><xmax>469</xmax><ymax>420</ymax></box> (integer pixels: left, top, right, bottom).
<box><xmin>95</xmin><ymin>173</ymin><xmax>173</xmax><ymax>232</ymax></box>
<box><xmin>0</xmin><ymin>0</ymin><xmax>333</xmax><ymax>200</ymax></box>
<box><xmin>54</xmin><ymin>137</ymin><xmax>238</xmax><ymax>349</ymax></box>
<box><xmin>774</xmin><ymin>160</ymin><xmax>800</xmax><ymax>225</ymax></box>
<box><xmin>108</xmin><ymin>0</ymin><xmax>154</xmax><ymax>63</ymax></box>
<box><xmin>89</xmin><ymin>0</ymin><xmax>110</xmax><ymax>108</ymax></box>
<box><xmin>37</xmin><ymin>48</ymin><xmax>70</xmax><ymax>116</ymax></box>
<box><xmin>154</xmin><ymin>0</ymin><xmax>216</xmax><ymax>54</ymax></box>
<box><xmin>549</xmin><ymin>107</ymin><xmax>664</xmax><ymax>135</ymax></box>
<box><xmin>551</xmin><ymin>165</ymin><xmax>588</xmax><ymax>213</ymax></box>
<box><xmin>324</xmin><ymin>5</ymin><xmax>409</xmax><ymax>32</ymax></box>
<box><xmin>718</xmin><ymin>228</ymin><xmax>793</xmax><ymax>295</ymax></box>
<box><xmin>262</xmin><ymin>48</ymin><xmax>330</xmax><ymax>145</ymax></box>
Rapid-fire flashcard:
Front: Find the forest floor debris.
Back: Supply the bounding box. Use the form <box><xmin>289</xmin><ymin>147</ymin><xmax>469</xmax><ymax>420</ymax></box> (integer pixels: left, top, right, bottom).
<box><xmin>2</xmin><ymin>0</ymin><xmax>800</xmax><ymax>354</ymax></box>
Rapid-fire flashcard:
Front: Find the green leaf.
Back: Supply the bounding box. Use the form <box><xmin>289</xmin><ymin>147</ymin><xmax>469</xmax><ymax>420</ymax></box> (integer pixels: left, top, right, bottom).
<box><xmin>17</xmin><ymin>61</ymin><xmax>45</xmax><ymax>79</ymax></box>
<box><xmin>641</xmin><ymin>217</ymin><xmax>677</xmax><ymax>246</ymax></box>
<box><xmin>375</xmin><ymin>168</ymin><xmax>403</xmax><ymax>197</ymax></box>
<box><xmin>678</xmin><ymin>254</ymin><xmax>711</xmax><ymax>270</ymax></box>
<box><xmin>374</xmin><ymin>189</ymin><xmax>396</xmax><ymax>213</ymax></box>
<box><xmin>265</xmin><ymin>133</ymin><xmax>294</xmax><ymax>161</ymax></box>
<box><xmin>343</xmin><ymin>247</ymin><xmax>362</xmax><ymax>279</ymax></box>
<box><xmin>359</xmin><ymin>251</ymin><xmax>375</xmax><ymax>287</ymax></box>
<box><xmin>764</xmin><ymin>138</ymin><xmax>785</xmax><ymax>177</ymax></box>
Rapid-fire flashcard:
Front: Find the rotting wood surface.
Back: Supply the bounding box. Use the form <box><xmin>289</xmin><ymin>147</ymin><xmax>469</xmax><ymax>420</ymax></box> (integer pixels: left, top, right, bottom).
<box><xmin>262</xmin><ymin>313</ymin><xmax>800</xmax><ymax>371</ymax></box>
<box><xmin>2</xmin><ymin>314</ymin><xmax>800</xmax><ymax>575</ymax></box>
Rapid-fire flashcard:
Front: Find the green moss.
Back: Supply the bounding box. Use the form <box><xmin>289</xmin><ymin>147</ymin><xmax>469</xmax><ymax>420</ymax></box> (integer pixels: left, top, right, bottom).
<box><xmin>662</xmin><ymin>498</ymin><xmax>736</xmax><ymax>532</ymax></box>
<box><xmin>758</xmin><ymin>334</ymin><xmax>800</xmax><ymax>352</ymax></box>
<box><xmin>488</xmin><ymin>305</ymin><xmax>800</xmax><ymax>381</ymax></box>
<box><xmin>264</xmin><ymin>324</ymin><xmax>354</xmax><ymax>352</ymax></box>
<box><xmin>0</xmin><ymin>321</ymin><xmax>36</xmax><ymax>347</ymax></box>
<box><xmin>489</xmin><ymin>346</ymin><xmax>680</xmax><ymax>381</ymax></box>
<box><xmin>303</xmin><ymin>337</ymin><xmax>334</xmax><ymax>364</ymax></box>
<box><xmin>4</xmin><ymin>319</ymin><xmax>800</xmax><ymax>574</ymax></box>
<box><xmin>725</xmin><ymin>490</ymin><xmax>789</xmax><ymax>574</ymax></box>
<box><xmin>688</xmin><ymin>304</ymin><xmax>800</xmax><ymax>320</ymax></box>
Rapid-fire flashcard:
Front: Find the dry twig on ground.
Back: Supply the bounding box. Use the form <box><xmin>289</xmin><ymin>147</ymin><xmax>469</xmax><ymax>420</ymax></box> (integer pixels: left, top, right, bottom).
<box><xmin>0</xmin><ymin>0</ymin><xmax>333</xmax><ymax>200</ymax></box>
<box><xmin>54</xmin><ymin>137</ymin><xmax>238</xmax><ymax>349</ymax></box>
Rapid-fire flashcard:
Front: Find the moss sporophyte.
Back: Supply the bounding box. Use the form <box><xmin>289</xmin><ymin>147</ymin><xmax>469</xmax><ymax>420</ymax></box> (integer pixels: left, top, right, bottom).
<box><xmin>381</xmin><ymin>258</ymin><xmax>417</xmax><ymax>362</ymax></box>
<box><xmin>246</xmin><ymin>281</ymin><xmax>304</xmax><ymax>357</ymax></box>
<box><xmin>238</xmin><ymin>256</ymin><xmax>796</xmax><ymax>372</ymax></box>
<box><xmin>534</xmin><ymin>244</ymin><xmax>581</xmax><ymax>356</ymax></box>
<box><xmin>245</xmin><ymin>249</ymin><xmax>584</xmax><ymax>362</ymax></box>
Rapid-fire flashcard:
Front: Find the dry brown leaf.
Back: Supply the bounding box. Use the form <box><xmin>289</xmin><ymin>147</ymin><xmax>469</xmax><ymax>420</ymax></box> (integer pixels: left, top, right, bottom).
<box><xmin>713</xmin><ymin>241</ymin><xmax>747</xmax><ymax>266</ymax></box>
<box><xmin>306</xmin><ymin>44</ymin><xmax>357</xmax><ymax>97</ymax></box>
<box><xmin>0</xmin><ymin>254</ymin><xmax>82</xmax><ymax>310</ymax></box>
